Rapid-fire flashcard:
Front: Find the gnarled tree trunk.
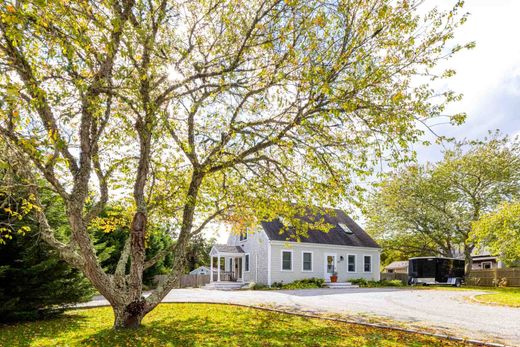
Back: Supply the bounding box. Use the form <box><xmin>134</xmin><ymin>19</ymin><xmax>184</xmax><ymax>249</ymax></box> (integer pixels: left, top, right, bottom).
<box><xmin>113</xmin><ymin>299</ymin><xmax>147</xmax><ymax>329</ymax></box>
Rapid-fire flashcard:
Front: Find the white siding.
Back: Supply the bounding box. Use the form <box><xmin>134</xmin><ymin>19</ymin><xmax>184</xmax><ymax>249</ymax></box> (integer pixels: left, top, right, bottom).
<box><xmin>269</xmin><ymin>241</ymin><xmax>380</xmax><ymax>284</ymax></box>
<box><xmin>227</xmin><ymin>227</ymin><xmax>270</xmax><ymax>284</ymax></box>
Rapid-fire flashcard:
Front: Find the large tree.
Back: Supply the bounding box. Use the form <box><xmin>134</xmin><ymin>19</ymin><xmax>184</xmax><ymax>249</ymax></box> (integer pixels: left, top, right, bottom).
<box><xmin>472</xmin><ymin>201</ymin><xmax>520</xmax><ymax>266</ymax></box>
<box><xmin>366</xmin><ymin>136</ymin><xmax>520</xmax><ymax>274</ymax></box>
<box><xmin>0</xmin><ymin>0</ymin><xmax>470</xmax><ymax>328</ymax></box>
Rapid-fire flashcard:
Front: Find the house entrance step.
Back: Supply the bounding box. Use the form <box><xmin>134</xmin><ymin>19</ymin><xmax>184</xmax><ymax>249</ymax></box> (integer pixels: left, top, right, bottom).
<box><xmin>203</xmin><ymin>281</ymin><xmax>246</xmax><ymax>290</ymax></box>
<box><xmin>324</xmin><ymin>282</ymin><xmax>359</xmax><ymax>289</ymax></box>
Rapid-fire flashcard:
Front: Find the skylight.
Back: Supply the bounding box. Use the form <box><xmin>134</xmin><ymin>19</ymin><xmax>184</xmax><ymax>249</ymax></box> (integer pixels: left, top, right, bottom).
<box><xmin>338</xmin><ymin>223</ymin><xmax>353</xmax><ymax>234</ymax></box>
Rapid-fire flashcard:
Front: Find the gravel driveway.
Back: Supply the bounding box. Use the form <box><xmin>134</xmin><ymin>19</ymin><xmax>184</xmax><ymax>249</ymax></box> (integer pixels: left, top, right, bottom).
<box><xmin>82</xmin><ymin>288</ymin><xmax>520</xmax><ymax>346</ymax></box>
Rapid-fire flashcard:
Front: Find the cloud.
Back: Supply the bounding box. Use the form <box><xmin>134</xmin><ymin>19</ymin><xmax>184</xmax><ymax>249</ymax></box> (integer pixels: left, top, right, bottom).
<box><xmin>413</xmin><ymin>0</ymin><xmax>520</xmax><ymax>163</ymax></box>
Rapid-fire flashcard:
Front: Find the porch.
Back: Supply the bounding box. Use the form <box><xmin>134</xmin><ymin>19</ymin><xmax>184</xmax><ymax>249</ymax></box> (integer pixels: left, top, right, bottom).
<box><xmin>208</xmin><ymin>245</ymin><xmax>246</xmax><ymax>289</ymax></box>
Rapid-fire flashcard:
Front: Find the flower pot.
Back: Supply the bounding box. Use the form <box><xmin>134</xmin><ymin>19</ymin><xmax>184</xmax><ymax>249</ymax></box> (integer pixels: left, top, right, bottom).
<box><xmin>330</xmin><ymin>275</ymin><xmax>338</xmax><ymax>283</ymax></box>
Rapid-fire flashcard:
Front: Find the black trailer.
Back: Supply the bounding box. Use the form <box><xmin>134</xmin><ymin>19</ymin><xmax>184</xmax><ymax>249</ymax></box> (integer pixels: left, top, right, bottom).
<box><xmin>408</xmin><ymin>257</ymin><xmax>465</xmax><ymax>287</ymax></box>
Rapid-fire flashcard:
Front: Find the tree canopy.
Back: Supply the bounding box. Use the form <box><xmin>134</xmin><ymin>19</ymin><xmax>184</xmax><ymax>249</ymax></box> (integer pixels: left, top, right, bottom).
<box><xmin>1</xmin><ymin>0</ymin><xmax>470</xmax><ymax>328</ymax></box>
<box><xmin>472</xmin><ymin>201</ymin><xmax>520</xmax><ymax>266</ymax></box>
<box><xmin>366</xmin><ymin>136</ymin><xmax>520</xmax><ymax>272</ymax></box>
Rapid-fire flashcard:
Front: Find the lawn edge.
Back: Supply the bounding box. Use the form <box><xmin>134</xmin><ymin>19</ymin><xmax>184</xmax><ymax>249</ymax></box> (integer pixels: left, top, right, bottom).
<box><xmin>467</xmin><ymin>293</ymin><xmax>520</xmax><ymax>309</ymax></box>
<box><xmin>70</xmin><ymin>301</ymin><xmax>506</xmax><ymax>347</ymax></box>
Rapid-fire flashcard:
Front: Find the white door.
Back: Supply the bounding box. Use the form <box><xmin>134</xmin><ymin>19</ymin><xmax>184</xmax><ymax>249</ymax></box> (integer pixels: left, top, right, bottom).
<box><xmin>324</xmin><ymin>253</ymin><xmax>337</xmax><ymax>282</ymax></box>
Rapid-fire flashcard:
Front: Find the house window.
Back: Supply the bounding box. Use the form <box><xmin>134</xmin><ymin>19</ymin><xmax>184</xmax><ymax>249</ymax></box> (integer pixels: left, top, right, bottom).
<box><xmin>229</xmin><ymin>258</ymin><xmax>232</xmax><ymax>271</ymax></box>
<box><xmin>348</xmin><ymin>255</ymin><xmax>356</xmax><ymax>272</ymax></box>
<box><xmin>282</xmin><ymin>250</ymin><xmax>292</xmax><ymax>271</ymax></box>
<box><xmin>482</xmin><ymin>261</ymin><xmax>492</xmax><ymax>270</ymax></box>
<box><xmin>245</xmin><ymin>254</ymin><xmax>250</xmax><ymax>272</ymax></box>
<box><xmin>302</xmin><ymin>252</ymin><xmax>313</xmax><ymax>271</ymax></box>
<box><xmin>364</xmin><ymin>255</ymin><xmax>372</xmax><ymax>272</ymax></box>
<box><xmin>338</xmin><ymin>223</ymin><xmax>353</xmax><ymax>234</ymax></box>
<box><xmin>239</xmin><ymin>231</ymin><xmax>248</xmax><ymax>241</ymax></box>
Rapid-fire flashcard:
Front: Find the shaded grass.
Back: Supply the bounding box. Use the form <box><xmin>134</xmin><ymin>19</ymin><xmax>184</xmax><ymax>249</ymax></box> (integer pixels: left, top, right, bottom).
<box><xmin>0</xmin><ymin>303</ymin><xmax>474</xmax><ymax>346</ymax></box>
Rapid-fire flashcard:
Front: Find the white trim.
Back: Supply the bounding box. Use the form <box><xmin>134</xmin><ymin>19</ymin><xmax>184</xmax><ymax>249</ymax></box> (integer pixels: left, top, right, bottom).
<box><xmin>269</xmin><ymin>240</ymin><xmax>379</xmax><ymax>252</ymax></box>
<box><xmin>217</xmin><ymin>256</ymin><xmax>221</xmax><ymax>281</ymax></box>
<box><xmin>301</xmin><ymin>251</ymin><xmax>313</xmax><ymax>272</ymax></box>
<box><xmin>363</xmin><ymin>254</ymin><xmax>372</xmax><ymax>273</ymax></box>
<box><xmin>481</xmin><ymin>261</ymin><xmax>492</xmax><ymax>270</ymax></box>
<box><xmin>281</xmin><ymin>249</ymin><xmax>293</xmax><ymax>271</ymax></box>
<box><xmin>267</xmin><ymin>242</ymin><xmax>272</xmax><ymax>286</ymax></box>
<box><xmin>347</xmin><ymin>254</ymin><xmax>357</xmax><ymax>273</ymax></box>
<box><xmin>244</xmin><ymin>253</ymin><xmax>250</xmax><ymax>272</ymax></box>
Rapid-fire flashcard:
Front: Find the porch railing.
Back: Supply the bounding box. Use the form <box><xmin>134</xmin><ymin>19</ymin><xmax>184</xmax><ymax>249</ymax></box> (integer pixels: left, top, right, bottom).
<box><xmin>212</xmin><ymin>271</ymin><xmax>237</xmax><ymax>282</ymax></box>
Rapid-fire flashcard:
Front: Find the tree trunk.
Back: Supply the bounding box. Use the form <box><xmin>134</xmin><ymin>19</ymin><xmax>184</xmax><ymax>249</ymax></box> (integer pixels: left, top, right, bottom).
<box><xmin>464</xmin><ymin>245</ymin><xmax>474</xmax><ymax>278</ymax></box>
<box><xmin>113</xmin><ymin>299</ymin><xmax>147</xmax><ymax>329</ymax></box>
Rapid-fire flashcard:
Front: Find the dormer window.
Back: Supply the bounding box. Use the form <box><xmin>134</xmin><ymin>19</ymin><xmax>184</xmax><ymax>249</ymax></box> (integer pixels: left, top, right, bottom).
<box><xmin>239</xmin><ymin>231</ymin><xmax>248</xmax><ymax>241</ymax></box>
<box><xmin>338</xmin><ymin>223</ymin><xmax>353</xmax><ymax>234</ymax></box>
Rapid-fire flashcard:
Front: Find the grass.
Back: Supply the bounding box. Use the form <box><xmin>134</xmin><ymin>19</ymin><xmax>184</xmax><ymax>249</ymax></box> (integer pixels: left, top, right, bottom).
<box><xmin>0</xmin><ymin>303</ymin><xmax>474</xmax><ymax>347</ymax></box>
<box><xmin>472</xmin><ymin>287</ymin><xmax>520</xmax><ymax>307</ymax></box>
<box><xmin>416</xmin><ymin>285</ymin><xmax>520</xmax><ymax>307</ymax></box>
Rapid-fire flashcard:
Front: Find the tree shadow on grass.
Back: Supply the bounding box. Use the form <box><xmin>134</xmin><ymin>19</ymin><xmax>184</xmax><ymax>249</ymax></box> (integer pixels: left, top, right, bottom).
<box><xmin>0</xmin><ymin>313</ymin><xmax>88</xmax><ymax>347</ymax></box>
<box><xmin>78</xmin><ymin>307</ymin><xmax>348</xmax><ymax>346</ymax></box>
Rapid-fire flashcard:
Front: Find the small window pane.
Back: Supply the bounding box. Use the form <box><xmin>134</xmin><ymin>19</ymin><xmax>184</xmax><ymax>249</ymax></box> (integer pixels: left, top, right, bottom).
<box><xmin>303</xmin><ymin>252</ymin><xmax>312</xmax><ymax>271</ymax></box>
<box><xmin>348</xmin><ymin>255</ymin><xmax>356</xmax><ymax>272</ymax></box>
<box><xmin>282</xmin><ymin>251</ymin><xmax>292</xmax><ymax>270</ymax></box>
<box><xmin>245</xmin><ymin>254</ymin><xmax>250</xmax><ymax>272</ymax></box>
<box><xmin>326</xmin><ymin>255</ymin><xmax>335</xmax><ymax>273</ymax></box>
<box><xmin>364</xmin><ymin>256</ymin><xmax>371</xmax><ymax>272</ymax></box>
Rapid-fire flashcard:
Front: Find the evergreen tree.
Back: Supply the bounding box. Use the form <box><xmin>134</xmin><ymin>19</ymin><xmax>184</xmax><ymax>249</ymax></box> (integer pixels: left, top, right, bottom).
<box><xmin>0</xmin><ymin>203</ymin><xmax>94</xmax><ymax>322</ymax></box>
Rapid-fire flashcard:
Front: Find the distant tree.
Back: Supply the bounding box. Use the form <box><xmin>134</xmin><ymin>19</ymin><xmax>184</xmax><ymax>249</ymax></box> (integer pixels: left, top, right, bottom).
<box><xmin>366</xmin><ymin>136</ymin><xmax>520</xmax><ymax>275</ymax></box>
<box><xmin>90</xmin><ymin>208</ymin><xmax>175</xmax><ymax>287</ymax></box>
<box><xmin>185</xmin><ymin>235</ymin><xmax>215</xmax><ymax>272</ymax></box>
<box><xmin>472</xmin><ymin>201</ymin><xmax>520</xmax><ymax>266</ymax></box>
<box><xmin>0</xmin><ymin>0</ymin><xmax>471</xmax><ymax>328</ymax></box>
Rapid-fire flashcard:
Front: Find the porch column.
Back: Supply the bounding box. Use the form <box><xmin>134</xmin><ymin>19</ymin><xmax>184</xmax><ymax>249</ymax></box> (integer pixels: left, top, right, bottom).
<box><xmin>210</xmin><ymin>256</ymin><xmax>213</xmax><ymax>282</ymax></box>
<box><xmin>217</xmin><ymin>256</ymin><xmax>221</xmax><ymax>282</ymax></box>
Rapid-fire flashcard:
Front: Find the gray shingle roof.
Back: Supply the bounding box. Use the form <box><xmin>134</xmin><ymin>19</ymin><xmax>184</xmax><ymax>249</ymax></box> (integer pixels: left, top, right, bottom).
<box><xmin>212</xmin><ymin>244</ymin><xmax>244</xmax><ymax>253</ymax></box>
<box><xmin>385</xmin><ymin>261</ymin><xmax>408</xmax><ymax>270</ymax></box>
<box><xmin>261</xmin><ymin>208</ymin><xmax>380</xmax><ymax>248</ymax></box>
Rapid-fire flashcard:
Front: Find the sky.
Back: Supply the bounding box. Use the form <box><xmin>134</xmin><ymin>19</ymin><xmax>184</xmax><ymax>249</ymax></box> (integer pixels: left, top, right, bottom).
<box><xmin>414</xmin><ymin>0</ymin><xmax>520</xmax><ymax>162</ymax></box>
<box><xmin>207</xmin><ymin>0</ymin><xmax>520</xmax><ymax>243</ymax></box>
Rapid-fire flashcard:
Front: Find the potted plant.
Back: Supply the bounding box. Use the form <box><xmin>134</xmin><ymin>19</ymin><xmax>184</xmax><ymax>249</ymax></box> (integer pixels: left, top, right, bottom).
<box><xmin>330</xmin><ymin>272</ymin><xmax>338</xmax><ymax>283</ymax></box>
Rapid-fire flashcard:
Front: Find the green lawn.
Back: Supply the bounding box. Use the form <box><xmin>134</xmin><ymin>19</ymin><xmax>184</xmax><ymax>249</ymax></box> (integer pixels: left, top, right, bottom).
<box><xmin>0</xmin><ymin>303</ymin><xmax>473</xmax><ymax>347</ymax></box>
<box><xmin>472</xmin><ymin>287</ymin><xmax>520</xmax><ymax>307</ymax></box>
<box><xmin>416</xmin><ymin>285</ymin><xmax>520</xmax><ymax>307</ymax></box>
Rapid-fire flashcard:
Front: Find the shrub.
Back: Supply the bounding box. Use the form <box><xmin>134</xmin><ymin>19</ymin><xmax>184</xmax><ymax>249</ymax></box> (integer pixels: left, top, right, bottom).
<box><xmin>350</xmin><ymin>278</ymin><xmax>404</xmax><ymax>287</ymax></box>
<box><xmin>279</xmin><ymin>278</ymin><xmax>325</xmax><ymax>290</ymax></box>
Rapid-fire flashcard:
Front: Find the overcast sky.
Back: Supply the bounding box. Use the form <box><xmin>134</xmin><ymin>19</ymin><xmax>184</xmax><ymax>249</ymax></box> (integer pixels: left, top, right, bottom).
<box><xmin>414</xmin><ymin>0</ymin><xmax>520</xmax><ymax>162</ymax></box>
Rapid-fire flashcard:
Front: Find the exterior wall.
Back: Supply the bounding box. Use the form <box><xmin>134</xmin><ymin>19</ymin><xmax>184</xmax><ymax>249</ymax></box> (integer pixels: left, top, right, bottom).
<box><xmin>385</xmin><ymin>267</ymin><xmax>408</xmax><ymax>274</ymax></box>
<box><xmin>472</xmin><ymin>258</ymin><xmax>501</xmax><ymax>270</ymax></box>
<box><xmin>227</xmin><ymin>227</ymin><xmax>270</xmax><ymax>285</ymax></box>
<box><xmin>269</xmin><ymin>241</ymin><xmax>381</xmax><ymax>285</ymax></box>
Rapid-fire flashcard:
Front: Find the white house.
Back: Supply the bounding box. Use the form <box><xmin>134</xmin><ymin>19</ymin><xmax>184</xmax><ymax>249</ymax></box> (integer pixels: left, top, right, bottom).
<box><xmin>208</xmin><ymin>208</ymin><xmax>381</xmax><ymax>288</ymax></box>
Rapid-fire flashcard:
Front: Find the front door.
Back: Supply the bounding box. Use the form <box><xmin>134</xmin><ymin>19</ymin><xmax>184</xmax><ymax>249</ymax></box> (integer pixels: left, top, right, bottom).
<box><xmin>324</xmin><ymin>254</ymin><xmax>337</xmax><ymax>282</ymax></box>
